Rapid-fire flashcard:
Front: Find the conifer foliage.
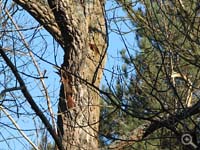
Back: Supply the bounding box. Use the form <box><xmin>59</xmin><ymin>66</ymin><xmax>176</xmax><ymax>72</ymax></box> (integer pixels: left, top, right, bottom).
<box><xmin>100</xmin><ymin>0</ymin><xmax>200</xmax><ymax>149</ymax></box>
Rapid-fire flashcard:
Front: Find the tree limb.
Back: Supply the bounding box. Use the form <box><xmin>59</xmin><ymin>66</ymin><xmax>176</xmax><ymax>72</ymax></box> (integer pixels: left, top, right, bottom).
<box><xmin>0</xmin><ymin>105</ymin><xmax>39</xmax><ymax>150</ymax></box>
<box><xmin>12</xmin><ymin>0</ymin><xmax>64</xmax><ymax>48</ymax></box>
<box><xmin>0</xmin><ymin>47</ymin><xmax>64</xmax><ymax>150</ymax></box>
<box><xmin>108</xmin><ymin>100</ymin><xmax>200</xmax><ymax>149</ymax></box>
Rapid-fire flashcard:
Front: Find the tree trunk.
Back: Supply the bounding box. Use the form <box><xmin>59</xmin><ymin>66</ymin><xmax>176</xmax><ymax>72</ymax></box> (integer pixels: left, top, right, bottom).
<box><xmin>13</xmin><ymin>0</ymin><xmax>107</xmax><ymax>149</ymax></box>
<box><xmin>55</xmin><ymin>1</ymin><xmax>107</xmax><ymax>149</ymax></box>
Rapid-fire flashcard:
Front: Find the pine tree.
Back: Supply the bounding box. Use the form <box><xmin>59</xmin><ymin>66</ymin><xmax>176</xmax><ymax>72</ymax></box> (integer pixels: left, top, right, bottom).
<box><xmin>100</xmin><ymin>0</ymin><xmax>200</xmax><ymax>149</ymax></box>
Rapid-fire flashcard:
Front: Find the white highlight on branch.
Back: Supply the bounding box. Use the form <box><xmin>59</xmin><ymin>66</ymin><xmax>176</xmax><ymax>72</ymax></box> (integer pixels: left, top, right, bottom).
<box><xmin>171</xmin><ymin>71</ymin><xmax>193</xmax><ymax>107</ymax></box>
<box><xmin>5</xmin><ymin>8</ymin><xmax>57</xmax><ymax>134</ymax></box>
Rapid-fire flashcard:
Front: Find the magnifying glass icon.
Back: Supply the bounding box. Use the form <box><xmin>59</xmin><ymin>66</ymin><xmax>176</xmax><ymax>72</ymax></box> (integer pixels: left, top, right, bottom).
<box><xmin>181</xmin><ymin>133</ymin><xmax>197</xmax><ymax>149</ymax></box>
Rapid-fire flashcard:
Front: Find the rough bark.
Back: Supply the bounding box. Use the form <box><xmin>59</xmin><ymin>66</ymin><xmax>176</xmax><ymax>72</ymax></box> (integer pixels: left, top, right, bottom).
<box><xmin>13</xmin><ymin>0</ymin><xmax>107</xmax><ymax>149</ymax></box>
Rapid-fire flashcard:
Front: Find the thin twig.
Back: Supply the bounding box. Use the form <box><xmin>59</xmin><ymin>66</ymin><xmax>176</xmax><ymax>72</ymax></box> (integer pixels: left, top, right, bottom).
<box><xmin>0</xmin><ymin>87</ymin><xmax>22</xmax><ymax>98</ymax></box>
<box><xmin>5</xmin><ymin>8</ymin><xmax>57</xmax><ymax>134</ymax></box>
<box><xmin>0</xmin><ymin>105</ymin><xmax>39</xmax><ymax>150</ymax></box>
<box><xmin>0</xmin><ymin>47</ymin><xmax>63</xmax><ymax>150</ymax></box>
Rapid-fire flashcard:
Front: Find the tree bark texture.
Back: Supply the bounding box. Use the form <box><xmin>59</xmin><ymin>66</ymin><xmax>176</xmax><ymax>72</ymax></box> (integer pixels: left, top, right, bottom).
<box><xmin>13</xmin><ymin>0</ymin><xmax>107</xmax><ymax>149</ymax></box>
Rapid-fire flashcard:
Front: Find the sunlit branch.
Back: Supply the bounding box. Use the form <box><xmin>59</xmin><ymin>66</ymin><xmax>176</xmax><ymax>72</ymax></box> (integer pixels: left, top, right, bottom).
<box><xmin>0</xmin><ymin>46</ymin><xmax>64</xmax><ymax>150</ymax></box>
<box><xmin>5</xmin><ymin>7</ymin><xmax>57</xmax><ymax>135</ymax></box>
<box><xmin>0</xmin><ymin>105</ymin><xmax>39</xmax><ymax>150</ymax></box>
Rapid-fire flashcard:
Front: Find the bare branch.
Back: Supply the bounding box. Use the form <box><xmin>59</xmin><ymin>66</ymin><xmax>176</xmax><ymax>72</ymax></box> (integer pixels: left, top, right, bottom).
<box><xmin>5</xmin><ymin>7</ymin><xmax>57</xmax><ymax>135</ymax></box>
<box><xmin>108</xmin><ymin>99</ymin><xmax>200</xmax><ymax>149</ymax></box>
<box><xmin>0</xmin><ymin>105</ymin><xmax>39</xmax><ymax>150</ymax></box>
<box><xmin>0</xmin><ymin>87</ymin><xmax>22</xmax><ymax>99</ymax></box>
<box><xmin>12</xmin><ymin>0</ymin><xmax>64</xmax><ymax>48</ymax></box>
<box><xmin>0</xmin><ymin>47</ymin><xmax>64</xmax><ymax>150</ymax></box>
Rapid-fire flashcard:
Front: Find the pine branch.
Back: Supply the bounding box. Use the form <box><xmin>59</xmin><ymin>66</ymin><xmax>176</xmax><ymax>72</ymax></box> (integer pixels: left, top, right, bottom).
<box><xmin>107</xmin><ymin>100</ymin><xmax>200</xmax><ymax>149</ymax></box>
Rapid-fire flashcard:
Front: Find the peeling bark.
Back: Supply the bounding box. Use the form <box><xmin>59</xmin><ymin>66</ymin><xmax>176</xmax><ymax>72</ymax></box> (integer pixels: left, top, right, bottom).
<box><xmin>13</xmin><ymin>0</ymin><xmax>107</xmax><ymax>149</ymax></box>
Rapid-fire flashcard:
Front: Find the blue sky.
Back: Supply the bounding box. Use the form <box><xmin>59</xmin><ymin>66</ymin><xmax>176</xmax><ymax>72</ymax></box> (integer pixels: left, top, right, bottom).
<box><xmin>102</xmin><ymin>0</ymin><xmax>138</xmax><ymax>85</ymax></box>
